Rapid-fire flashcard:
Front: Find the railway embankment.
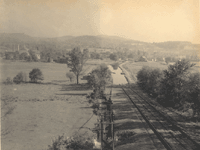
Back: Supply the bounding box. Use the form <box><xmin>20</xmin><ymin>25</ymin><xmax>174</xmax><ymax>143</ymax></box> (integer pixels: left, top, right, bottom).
<box><xmin>109</xmin><ymin>65</ymin><xmax>164</xmax><ymax>149</ymax></box>
<box><xmin>111</xmin><ymin>86</ymin><xmax>165</xmax><ymax>150</ymax></box>
<box><xmin>110</xmin><ymin>63</ymin><xmax>200</xmax><ymax>149</ymax></box>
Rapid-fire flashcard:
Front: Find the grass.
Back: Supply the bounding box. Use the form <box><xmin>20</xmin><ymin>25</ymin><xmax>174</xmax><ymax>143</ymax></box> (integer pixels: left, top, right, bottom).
<box><xmin>0</xmin><ymin>60</ymin><xmax>105</xmax><ymax>150</ymax></box>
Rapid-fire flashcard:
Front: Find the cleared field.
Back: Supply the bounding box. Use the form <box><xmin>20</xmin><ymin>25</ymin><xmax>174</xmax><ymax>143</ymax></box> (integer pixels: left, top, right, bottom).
<box><xmin>1</xmin><ymin>60</ymin><xmax>106</xmax><ymax>150</ymax></box>
<box><xmin>0</xmin><ymin>59</ymin><xmax>114</xmax><ymax>83</ymax></box>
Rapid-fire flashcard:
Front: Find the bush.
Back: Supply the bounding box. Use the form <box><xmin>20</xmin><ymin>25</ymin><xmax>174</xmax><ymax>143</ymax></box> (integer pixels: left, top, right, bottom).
<box><xmin>13</xmin><ymin>72</ymin><xmax>27</xmax><ymax>84</ymax></box>
<box><xmin>4</xmin><ymin>77</ymin><xmax>13</xmax><ymax>84</ymax></box>
<box><xmin>29</xmin><ymin>68</ymin><xmax>44</xmax><ymax>83</ymax></box>
<box><xmin>66</xmin><ymin>72</ymin><xmax>75</xmax><ymax>82</ymax></box>
<box><xmin>47</xmin><ymin>134</ymin><xmax>94</xmax><ymax>150</ymax></box>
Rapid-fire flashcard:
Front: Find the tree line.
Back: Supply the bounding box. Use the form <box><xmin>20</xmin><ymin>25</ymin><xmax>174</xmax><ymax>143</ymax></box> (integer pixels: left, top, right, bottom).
<box><xmin>137</xmin><ymin>59</ymin><xmax>200</xmax><ymax>119</ymax></box>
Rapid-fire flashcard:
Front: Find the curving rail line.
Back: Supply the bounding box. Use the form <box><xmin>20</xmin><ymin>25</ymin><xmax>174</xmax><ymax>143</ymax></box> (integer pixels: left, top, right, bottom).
<box><xmin>121</xmin><ymin>84</ymin><xmax>200</xmax><ymax>150</ymax></box>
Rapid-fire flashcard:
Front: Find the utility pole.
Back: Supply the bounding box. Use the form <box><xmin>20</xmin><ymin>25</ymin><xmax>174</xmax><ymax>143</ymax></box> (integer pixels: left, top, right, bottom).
<box><xmin>112</xmin><ymin>111</ymin><xmax>114</xmax><ymax>150</ymax></box>
<box><xmin>100</xmin><ymin>117</ymin><xmax>103</xmax><ymax>150</ymax></box>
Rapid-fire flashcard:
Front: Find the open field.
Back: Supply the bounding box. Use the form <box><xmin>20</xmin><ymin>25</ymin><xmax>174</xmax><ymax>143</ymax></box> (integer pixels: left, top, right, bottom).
<box><xmin>0</xmin><ymin>59</ymin><xmax>115</xmax><ymax>83</ymax></box>
<box><xmin>1</xmin><ymin>60</ymin><xmax>116</xmax><ymax>150</ymax></box>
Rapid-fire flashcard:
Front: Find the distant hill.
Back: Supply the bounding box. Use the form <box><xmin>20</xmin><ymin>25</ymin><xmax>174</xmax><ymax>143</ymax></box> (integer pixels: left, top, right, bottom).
<box><xmin>0</xmin><ymin>33</ymin><xmax>34</xmax><ymax>42</ymax></box>
<box><xmin>0</xmin><ymin>33</ymin><xmax>198</xmax><ymax>54</ymax></box>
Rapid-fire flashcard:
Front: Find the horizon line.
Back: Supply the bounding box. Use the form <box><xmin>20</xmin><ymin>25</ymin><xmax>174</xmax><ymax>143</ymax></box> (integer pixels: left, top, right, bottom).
<box><xmin>0</xmin><ymin>32</ymin><xmax>199</xmax><ymax>45</ymax></box>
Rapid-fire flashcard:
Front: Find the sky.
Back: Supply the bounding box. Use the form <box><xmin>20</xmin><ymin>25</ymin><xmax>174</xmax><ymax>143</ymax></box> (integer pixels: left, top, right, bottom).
<box><xmin>0</xmin><ymin>0</ymin><xmax>199</xmax><ymax>43</ymax></box>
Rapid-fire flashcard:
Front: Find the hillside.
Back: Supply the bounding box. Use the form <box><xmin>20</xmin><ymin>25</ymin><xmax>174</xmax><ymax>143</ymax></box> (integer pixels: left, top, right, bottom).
<box><xmin>0</xmin><ymin>33</ymin><xmax>198</xmax><ymax>54</ymax></box>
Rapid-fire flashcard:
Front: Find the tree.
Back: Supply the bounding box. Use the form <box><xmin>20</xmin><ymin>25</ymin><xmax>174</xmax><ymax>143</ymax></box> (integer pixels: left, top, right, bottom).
<box><xmin>13</xmin><ymin>51</ymin><xmax>20</xmax><ymax>60</ymax></box>
<box><xmin>109</xmin><ymin>53</ymin><xmax>118</xmax><ymax>61</ymax></box>
<box><xmin>5</xmin><ymin>52</ymin><xmax>13</xmax><ymax>60</ymax></box>
<box><xmin>13</xmin><ymin>72</ymin><xmax>27</xmax><ymax>84</ymax></box>
<box><xmin>137</xmin><ymin>66</ymin><xmax>163</xmax><ymax>97</ymax></box>
<box><xmin>29</xmin><ymin>50</ymin><xmax>39</xmax><ymax>62</ymax></box>
<box><xmin>87</xmin><ymin>64</ymin><xmax>112</xmax><ymax>99</ymax></box>
<box><xmin>19</xmin><ymin>52</ymin><xmax>29</xmax><ymax>60</ymax></box>
<box><xmin>186</xmin><ymin>73</ymin><xmax>200</xmax><ymax>119</ymax></box>
<box><xmin>158</xmin><ymin>59</ymin><xmax>195</xmax><ymax>107</ymax></box>
<box><xmin>83</xmin><ymin>49</ymin><xmax>90</xmax><ymax>59</ymax></box>
<box><xmin>67</xmin><ymin>47</ymin><xmax>88</xmax><ymax>84</ymax></box>
<box><xmin>29</xmin><ymin>68</ymin><xmax>44</xmax><ymax>83</ymax></box>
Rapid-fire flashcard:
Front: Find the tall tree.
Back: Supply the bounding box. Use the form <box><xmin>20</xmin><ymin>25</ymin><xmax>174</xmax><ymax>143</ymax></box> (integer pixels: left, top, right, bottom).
<box><xmin>67</xmin><ymin>47</ymin><xmax>88</xmax><ymax>84</ymax></box>
<box><xmin>87</xmin><ymin>64</ymin><xmax>112</xmax><ymax>99</ymax></box>
<box><xmin>159</xmin><ymin>59</ymin><xmax>195</xmax><ymax>107</ymax></box>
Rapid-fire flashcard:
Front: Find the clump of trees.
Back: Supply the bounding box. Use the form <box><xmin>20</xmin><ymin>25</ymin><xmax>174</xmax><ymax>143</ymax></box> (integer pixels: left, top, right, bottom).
<box><xmin>66</xmin><ymin>47</ymin><xmax>89</xmax><ymax>84</ymax></box>
<box><xmin>86</xmin><ymin>64</ymin><xmax>112</xmax><ymax>115</ymax></box>
<box><xmin>137</xmin><ymin>66</ymin><xmax>163</xmax><ymax>97</ymax></box>
<box><xmin>29</xmin><ymin>68</ymin><xmax>44</xmax><ymax>83</ymax></box>
<box><xmin>109</xmin><ymin>53</ymin><xmax>118</xmax><ymax>61</ymax></box>
<box><xmin>13</xmin><ymin>72</ymin><xmax>27</xmax><ymax>84</ymax></box>
<box><xmin>87</xmin><ymin>64</ymin><xmax>112</xmax><ymax>99</ymax></box>
<box><xmin>186</xmin><ymin>73</ymin><xmax>200</xmax><ymax>118</ymax></box>
<box><xmin>158</xmin><ymin>59</ymin><xmax>195</xmax><ymax>107</ymax></box>
<box><xmin>137</xmin><ymin>59</ymin><xmax>200</xmax><ymax>119</ymax></box>
<box><xmin>3</xmin><ymin>77</ymin><xmax>13</xmax><ymax>85</ymax></box>
<box><xmin>4</xmin><ymin>68</ymin><xmax>44</xmax><ymax>85</ymax></box>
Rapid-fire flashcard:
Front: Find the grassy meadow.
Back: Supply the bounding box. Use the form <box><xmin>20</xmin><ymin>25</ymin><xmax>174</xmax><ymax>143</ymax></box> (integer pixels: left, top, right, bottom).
<box><xmin>0</xmin><ymin>59</ymin><xmax>114</xmax><ymax>150</ymax></box>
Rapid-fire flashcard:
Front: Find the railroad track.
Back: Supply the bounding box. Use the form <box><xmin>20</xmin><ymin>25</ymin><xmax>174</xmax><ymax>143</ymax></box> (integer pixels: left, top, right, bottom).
<box><xmin>127</xmin><ymin>84</ymin><xmax>200</xmax><ymax>142</ymax></box>
<box><xmin>121</xmin><ymin>84</ymin><xmax>200</xmax><ymax>150</ymax></box>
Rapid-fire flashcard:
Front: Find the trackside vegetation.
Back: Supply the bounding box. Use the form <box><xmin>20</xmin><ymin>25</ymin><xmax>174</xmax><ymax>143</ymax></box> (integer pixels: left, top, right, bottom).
<box><xmin>137</xmin><ymin>59</ymin><xmax>200</xmax><ymax>119</ymax></box>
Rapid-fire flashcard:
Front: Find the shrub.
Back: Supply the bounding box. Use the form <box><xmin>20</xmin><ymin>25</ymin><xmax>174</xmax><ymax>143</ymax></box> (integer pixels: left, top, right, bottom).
<box><xmin>13</xmin><ymin>72</ymin><xmax>27</xmax><ymax>84</ymax></box>
<box><xmin>66</xmin><ymin>72</ymin><xmax>75</xmax><ymax>82</ymax></box>
<box><xmin>29</xmin><ymin>68</ymin><xmax>44</xmax><ymax>83</ymax></box>
<box><xmin>4</xmin><ymin>77</ymin><xmax>13</xmax><ymax>84</ymax></box>
<box><xmin>47</xmin><ymin>134</ymin><xmax>94</xmax><ymax>150</ymax></box>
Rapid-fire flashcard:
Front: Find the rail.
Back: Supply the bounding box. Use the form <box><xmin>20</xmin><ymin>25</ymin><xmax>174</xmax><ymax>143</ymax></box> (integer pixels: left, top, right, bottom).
<box><xmin>121</xmin><ymin>84</ymin><xmax>200</xmax><ymax>150</ymax></box>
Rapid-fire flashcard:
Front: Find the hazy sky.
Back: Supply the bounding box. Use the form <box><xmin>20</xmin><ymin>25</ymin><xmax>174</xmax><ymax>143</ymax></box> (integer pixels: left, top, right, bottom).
<box><xmin>0</xmin><ymin>0</ymin><xmax>199</xmax><ymax>43</ymax></box>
